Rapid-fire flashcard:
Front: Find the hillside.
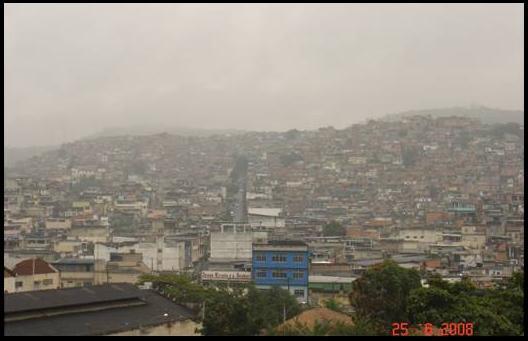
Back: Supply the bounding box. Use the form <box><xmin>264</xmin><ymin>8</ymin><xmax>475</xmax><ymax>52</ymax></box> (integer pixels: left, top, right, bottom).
<box><xmin>83</xmin><ymin>125</ymin><xmax>248</xmax><ymax>140</ymax></box>
<box><xmin>4</xmin><ymin>145</ymin><xmax>58</xmax><ymax>168</ymax></box>
<box><xmin>382</xmin><ymin>106</ymin><xmax>523</xmax><ymax>125</ymax></box>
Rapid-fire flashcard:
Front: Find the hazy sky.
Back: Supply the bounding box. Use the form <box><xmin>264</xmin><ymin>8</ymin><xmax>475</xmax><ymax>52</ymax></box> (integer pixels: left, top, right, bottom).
<box><xmin>4</xmin><ymin>3</ymin><xmax>524</xmax><ymax>147</ymax></box>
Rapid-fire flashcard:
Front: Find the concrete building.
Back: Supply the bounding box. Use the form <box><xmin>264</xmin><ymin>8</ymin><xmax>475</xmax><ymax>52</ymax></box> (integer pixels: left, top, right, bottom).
<box><xmin>248</xmin><ymin>208</ymin><xmax>285</xmax><ymax>228</ymax></box>
<box><xmin>94</xmin><ymin>238</ymin><xmax>186</xmax><ymax>272</ymax></box>
<box><xmin>4</xmin><ymin>267</ymin><xmax>16</xmax><ymax>293</ymax></box>
<box><xmin>99</xmin><ymin>252</ymin><xmax>151</xmax><ymax>284</ymax></box>
<box><xmin>209</xmin><ymin>224</ymin><xmax>267</xmax><ymax>262</ymax></box>
<box><xmin>53</xmin><ymin>239</ymin><xmax>88</xmax><ymax>257</ymax></box>
<box><xmin>45</xmin><ymin>218</ymin><xmax>72</xmax><ymax>230</ymax></box>
<box><xmin>12</xmin><ymin>258</ymin><xmax>60</xmax><ymax>293</ymax></box>
<box><xmin>52</xmin><ymin>258</ymin><xmax>104</xmax><ymax>288</ymax></box>
<box><xmin>252</xmin><ymin>240</ymin><xmax>309</xmax><ymax>303</ymax></box>
<box><xmin>68</xmin><ymin>226</ymin><xmax>109</xmax><ymax>244</ymax></box>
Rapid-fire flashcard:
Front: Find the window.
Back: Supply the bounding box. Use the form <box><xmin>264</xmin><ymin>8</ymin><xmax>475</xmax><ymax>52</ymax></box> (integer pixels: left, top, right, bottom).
<box><xmin>272</xmin><ymin>254</ymin><xmax>287</xmax><ymax>263</ymax></box>
<box><xmin>293</xmin><ymin>255</ymin><xmax>304</xmax><ymax>263</ymax></box>
<box><xmin>43</xmin><ymin>279</ymin><xmax>53</xmax><ymax>285</ymax></box>
<box><xmin>256</xmin><ymin>271</ymin><xmax>267</xmax><ymax>278</ymax></box>
<box><xmin>34</xmin><ymin>281</ymin><xmax>41</xmax><ymax>286</ymax></box>
<box><xmin>272</xmin><ymin>271</ymin><xmax>287</xmax><ymax>279</ymax></box>
<box><xmin>15</xmin><ymin>281</ymin><xmax>23</xmax><ymax>288</ymax></box>
<box><xmin>294</xmin><ymin>289</ymin><xmax>305</xmax><ymax>297</ymax></box>
<box><xmin>256</xmin><ymin>254</ymin><xmax>266</xmax><ymax>262</ymax></box>
<box><xmin>293</xmin><ymin>271</ymin><xmax>304</xmax><ymax>279</ymax></box>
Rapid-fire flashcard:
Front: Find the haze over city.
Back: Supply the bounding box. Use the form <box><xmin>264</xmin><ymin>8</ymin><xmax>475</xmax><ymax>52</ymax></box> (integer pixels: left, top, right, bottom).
<box><xmin>4</xmin><ymin>3</ymin><xmax>524</xmax><ymax>147</ymax></box>
<box><xmin>3</xmin><ymin>3</ymin><xmax>524</xmax><ymax>337</ymax></box>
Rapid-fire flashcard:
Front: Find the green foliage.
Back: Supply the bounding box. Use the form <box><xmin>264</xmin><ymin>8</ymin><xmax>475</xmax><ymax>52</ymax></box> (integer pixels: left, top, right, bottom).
<box><xmin>200</xmin><ymin>287</ymin><xmax>254</xmax><ymax>335</ymax></box>
<box><xmin>140</xmin><ymin>269</ymin><xmax>524</xmax><ymax>336</ymax></box>
<box><xmin>200</xmin><ymin>285</ymin><xmax>301</xmax><ymax>336</ymax></box>
<box><xmin>506</xmin><ymin>271</ymin><xmax>524</xmax><ymax>291</ymax></box>
<box><xmin>324</xmin><ymin>298</ymin><xmax>343</xmax><ymax>312</ymax></box>
<box><xmin>322</xmin><ymin>221</ymin><xmax>346</xmax><ymax>236</ymax></box>
<box><xmin>348</xmin><ymin>260</ymin><xmax>422</xmax><ymax>329</ymax></box>
<box><xmin>248</xmin><ymin>286</ymin><xmax>302</xmax><ymax>331</ymax></box>
<box><xmin>138</xmin><ymin>274</ymin><xmax>301</xmax><ymax>336</ymax></box>
<box><xmin>408</xmin><ymin>273</ymin><xmax>524</xmax><ymax>336</ymax></box>
<box><xmin>137</xmin><ymin>273</ymin><xmax>212</xmax><ymax>303</ymax></box>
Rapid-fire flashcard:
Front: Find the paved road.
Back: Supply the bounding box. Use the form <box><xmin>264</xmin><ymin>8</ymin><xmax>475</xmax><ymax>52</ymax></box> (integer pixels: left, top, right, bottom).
<box><xmin>233</xmin><ymin>176</ymin><xmax>247</xmax><ymax>223</ymax></box>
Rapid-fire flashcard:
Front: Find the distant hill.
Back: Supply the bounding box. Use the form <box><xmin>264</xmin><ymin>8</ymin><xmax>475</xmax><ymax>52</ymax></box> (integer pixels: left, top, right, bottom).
<box><xmin>381</xmin><ymin>106</ymin><xmax>524</xmax><ymax>125</ymax></box>
<box><xmin>4</xmin><ymin>145</ymin><xmax>58</xmax><ymax>168</ymax></box>
<box><xmin>4</xmin><ymin>127</ymin><xmax>246</xmax><ymax>169</ymax></box>
<box><xmin>83</xmin><ymin>125</ymin><xmax>248</xmax><ymax>140</ymax></box>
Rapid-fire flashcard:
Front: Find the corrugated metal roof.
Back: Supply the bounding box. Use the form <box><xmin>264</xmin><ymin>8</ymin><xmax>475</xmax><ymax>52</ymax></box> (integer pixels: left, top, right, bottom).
<box><xmin>4</xmin><ymin>284</ymin><xmax>195</xmax><ymax>336</ymax></box>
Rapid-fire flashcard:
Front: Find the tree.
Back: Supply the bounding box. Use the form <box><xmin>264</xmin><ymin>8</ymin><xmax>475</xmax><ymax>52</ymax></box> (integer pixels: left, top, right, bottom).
<box><xmin>348</xmin><ymin>260</ymin><xmax>421</xmax><ymax>329</ymax></box>
<box><xmin>248</xmin><ymin>285</ymin><xmax>302</xmax><ymax>333</ymax></box>
<box><xmin>139</xmin><ymin>274</ymin><xmax>302</xmax><ymax>336</ymax></box>
<box><xmin>200</xmin><ymin>287</ymin><xmax>254</xmax><ymax>335</ymax></box>
<box><xmin>324</xmin><ymin>298</ymin><xmax>344</xmax><ymax>313</ymax></box>
<box><xmin>200</xmin><ymin>285</ymin><xmax>301</xmax><ymax>336</ymax></box>
<box><xmin>322</xmin><ymin>221</ymin><xmax>346</xmax><ymax>236</ymax></box>
<box><xmin>407</xmin><ymin>273</ymin><xmax>524</xmax><ymax>336</ymax></box>
<box><xmin>137</xmin><ymin>273</ymin><xmax>212</xmax><ymax>304</ymax></box>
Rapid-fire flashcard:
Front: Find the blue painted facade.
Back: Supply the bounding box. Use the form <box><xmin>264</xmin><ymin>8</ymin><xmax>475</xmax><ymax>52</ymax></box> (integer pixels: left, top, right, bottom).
<box><xmin>251</xmin><ymin>243</ymin><xmax>309</xmax><ymax>302</ymax></box>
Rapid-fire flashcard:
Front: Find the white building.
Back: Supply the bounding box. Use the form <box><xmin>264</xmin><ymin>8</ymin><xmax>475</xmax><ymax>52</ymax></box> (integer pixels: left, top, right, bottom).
<box><xmin>94</xmin><ymin>238</ymin><xmax>186</xmax><ymax>272</ymax></box>
<box><xmin>248</xmin><ymin>208</ymin><xmax>285</xmax><ymax>229</ymax></box>
<box><xmin>209</xmin><ymin>224</ymin><xmax>267</xmax><ymax>262</ymax></box>
<box><xmin>4</xmin><ymin>267</ymin><xmax>16</xmax><ymax>293</ymax></box>
<box><xmin>45</xmin><ymin>218</ymin><xmax>72</xmax><ymax>230</ymax></box>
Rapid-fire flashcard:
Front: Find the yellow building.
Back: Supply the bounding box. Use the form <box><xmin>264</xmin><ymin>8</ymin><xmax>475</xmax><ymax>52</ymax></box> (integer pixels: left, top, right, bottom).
<box><xmin>12</xmin><ymin>258</ymin><xmax>60</xmax><ymax>292</ymax></box>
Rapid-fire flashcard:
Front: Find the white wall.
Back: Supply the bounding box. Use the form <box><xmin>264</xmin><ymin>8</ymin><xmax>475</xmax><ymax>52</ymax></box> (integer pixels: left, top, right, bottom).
<box><xmin>4</xmin><ymin>277</ymin><xmax>16</xmax><ymax>293</ymax></box>
<box><xmin>248</xmin><ymin>215</ymin><xmax>285</xmax><ymax>228</ymax></box>
<box><xmin>210</xmin><ymin>231</ymin><xmax>253</xmax><ymax>260</ymax></box>
<box><xmin>14</xmin><ymin>272</ymin><xmax>60</xmax><ymax>292</ymax></box>
<box><xmin>94</xmin><ymin>240</ymin><xmax>185</xmax><ymax>272</ymax></box>
<box><xmin>45</xmin><ymin>218</ymin><xmax>72</xmax><ymax>230</ymax></box>
<box><xmin>398</xmin><ymin>229</ymin><xmax>440</xmax><ymax>243</ymax></box>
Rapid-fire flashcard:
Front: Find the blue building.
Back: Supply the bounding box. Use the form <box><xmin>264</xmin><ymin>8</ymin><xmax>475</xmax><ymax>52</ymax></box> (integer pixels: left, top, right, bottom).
<box><xmin>252</xmin><ymin>240</ymin><xmax>309</xmax><ymax>303</ymax></box>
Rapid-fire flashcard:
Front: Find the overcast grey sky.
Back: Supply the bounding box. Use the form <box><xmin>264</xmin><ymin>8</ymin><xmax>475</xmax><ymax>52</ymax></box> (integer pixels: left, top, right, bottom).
<box><xmin>4</xmin><ymin>3</ymin><xmax>524</xmax><ymax>147</ymax></box>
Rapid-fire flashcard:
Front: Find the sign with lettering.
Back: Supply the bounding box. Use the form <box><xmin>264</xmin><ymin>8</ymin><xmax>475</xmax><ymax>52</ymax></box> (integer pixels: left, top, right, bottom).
<box><xmin>201</xmin><ymin>271</ymin><xmax>251</xmax><ymax>282</ymax></box>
